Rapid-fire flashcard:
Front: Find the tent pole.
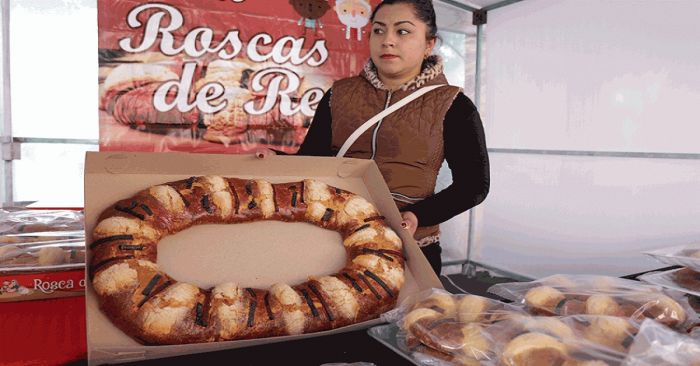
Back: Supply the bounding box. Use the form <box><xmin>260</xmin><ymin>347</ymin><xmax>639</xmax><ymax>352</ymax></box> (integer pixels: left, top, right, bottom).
<box><xmin>1</xmin><ymin>0</ymin><xmax>13</xmax><ymax>205</ymax></box>
<box><xmin>484</xmin><ymin>0</ymin><xmax>526</xmax><ymax>12</ymax></box>
<box><xmin>436</xmin><ymin>0</ymin><xmax>479</xmax><ymax>12</ymax></box>
<box><xmin>463</xmin><ymin>20</ymin><xmax>484</xmax><ymax>277</ymax></box>
<box><xmin>474</xmin><ymin>24</ymin><xmax>483</xmax><ymax>108</ymax></box>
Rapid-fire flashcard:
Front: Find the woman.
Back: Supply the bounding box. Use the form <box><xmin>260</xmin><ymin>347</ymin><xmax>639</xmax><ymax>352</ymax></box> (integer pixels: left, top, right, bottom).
<box><xmin>281</xmin><ymin>0</ymin><xmax>489</xmax><ymax>275</ymax></box>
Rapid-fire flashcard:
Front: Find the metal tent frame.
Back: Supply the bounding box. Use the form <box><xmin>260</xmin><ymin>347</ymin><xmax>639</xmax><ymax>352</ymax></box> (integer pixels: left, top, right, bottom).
<box><xmin>3</xmin><ymin>0</ymin><xmax>695</xmax><ymax>280</ymax></box>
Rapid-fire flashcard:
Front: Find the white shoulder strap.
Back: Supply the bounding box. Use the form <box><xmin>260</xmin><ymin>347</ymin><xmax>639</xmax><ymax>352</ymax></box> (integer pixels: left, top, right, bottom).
<box><xmin>336</xmin><ymin>84</ymin><xmax>447</xmax><ymax>158</ymax></box>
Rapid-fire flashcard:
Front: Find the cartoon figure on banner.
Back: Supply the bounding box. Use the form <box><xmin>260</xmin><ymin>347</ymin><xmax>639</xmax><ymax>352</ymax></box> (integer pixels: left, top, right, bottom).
<box><xmin>1</xmin><ymin>279</ymin><xmax>29</xmax><ymax>295</ymax></box>
<box><xmin>335</xmin><ymin>0</ymin><xmax>371</xmax><ymax>41</ymax></box>
<box><xmin>289</xmin><ymin>0</ymin><xmax>331</xmax><ymax>36</ymax></box>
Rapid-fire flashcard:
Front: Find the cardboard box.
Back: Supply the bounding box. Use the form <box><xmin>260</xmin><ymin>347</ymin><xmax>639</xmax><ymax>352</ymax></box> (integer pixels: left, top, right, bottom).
<box><xmin>84</xmin><ymin>151</ymin><xmax>442</xmax><ymax>365</ymax></box>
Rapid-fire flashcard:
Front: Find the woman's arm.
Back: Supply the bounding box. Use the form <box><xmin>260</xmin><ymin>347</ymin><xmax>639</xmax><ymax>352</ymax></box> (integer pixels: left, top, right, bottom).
<box><xmin>296</xmin><ymin>90</ymin><xmax>333</xmax><ymax>156</ymax></box>
<box><xmin>403</xmin><ymin>92</ymin><xmax>490</xmax><ymax>227</ymax></box>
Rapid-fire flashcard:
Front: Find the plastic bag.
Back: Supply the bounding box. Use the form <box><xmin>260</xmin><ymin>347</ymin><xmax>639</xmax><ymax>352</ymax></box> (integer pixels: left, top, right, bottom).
<box><xmin>384</xmin><ymin>288</ymin><xmax>526</xmax><ymax>325</ymax></box>
<box><xmin>558</xmin><ymin>314</ymin><xmax>639</xmax><ymax>354</ymax></box>
<box><xmin>488</xmin><ymin>315</ymin><xmax>628</xmax><ymax>366</ymax></box>
<box><xmin>644</xmin><ymin>243</ymin><xmax>700</xmax><ymax>272</ymax></box>
<box><xmin>689</xmin><ymin>294</ymin><xmax>700</xmax><ymax>313</ymax></box>
<box><xmin>383</xmin><ymin>288</ymin><xmax>626</xmax><ymax>366</ymax></box>
<box><xmin>397</xmin><ymin>314</ymin><xmax>628</xmax><ymax>366</ymax></box>
<box><xmin>622</xmin><ymin>319</ymin><xmax>700</xmax><ymax>366</ymax></box>
<box><xmin>0</xmin><ymin>240</ymin><xmax>85</xmax><ymax>271</ymax></box>
<box><xmin>487</xmin><ymin>274</ymin><xmax>697</xmax><ymax>330</ymax></box>
<box><xmin>0</xmin><ymin>209</ymin><xmax>84</xmax><ymax>234</ymax></box>
<box><xmin>384</xmin><ymin>288</ymin><xmax>524</xmax><ymax>365</ymax></box>
<box><xmin>0</xmin><ymin>209</ymin><xmax>84</xmax><ymax>244</ymax></box>
<box><xmin>639</xmin><ymin>267</ymin><xmax>700</xmax><ymax>297</ymax></box>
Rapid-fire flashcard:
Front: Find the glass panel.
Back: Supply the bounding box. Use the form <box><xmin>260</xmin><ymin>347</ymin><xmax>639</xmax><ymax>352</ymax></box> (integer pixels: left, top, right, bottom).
<box><xmin>10</xmin><ymin>0</ymin><xmax>98</xmax><ymax>139</ymax></box>
<box><xmin>1</xmin><ymin>1</ymin><xmax>6</xmax><ymax>203</ymax></box>
<box><xmin>13</xmin><ymin>143</ymin><xmax>97</xmax><ymax>207</ymax></box>
<box><xmin>437</xmin><ymin>30</ymin><xmax>468</xmax><ymax>91</ymax></box>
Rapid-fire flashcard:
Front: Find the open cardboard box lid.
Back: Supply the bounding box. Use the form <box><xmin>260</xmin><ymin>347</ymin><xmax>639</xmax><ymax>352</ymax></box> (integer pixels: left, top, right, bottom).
<box><xmin>84</xmin><ymin>151</ymin><xmax>442</xmax><ymax>365</ymax></box>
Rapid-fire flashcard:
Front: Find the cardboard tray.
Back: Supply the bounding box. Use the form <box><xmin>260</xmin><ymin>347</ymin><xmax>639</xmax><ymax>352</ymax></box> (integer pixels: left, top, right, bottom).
<box><xmin>84</xmin><ymin>151</ymin><xmax>442</xmax><ymax>364</ymax></box>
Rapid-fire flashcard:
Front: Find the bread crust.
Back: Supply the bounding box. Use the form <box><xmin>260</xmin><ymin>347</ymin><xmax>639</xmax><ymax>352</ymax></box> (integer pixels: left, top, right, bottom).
<box><xmin>90</xmin><ymin>177</ymin><xmax>404</xmax><ymax>345</ymax></box>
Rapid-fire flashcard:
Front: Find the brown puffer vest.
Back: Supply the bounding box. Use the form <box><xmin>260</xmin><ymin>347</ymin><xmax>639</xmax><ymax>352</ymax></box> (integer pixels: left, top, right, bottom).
<box><xmin>330</xmin><ymin>56</ymin><xmax>460</xmax><ymax>244</ymax></box>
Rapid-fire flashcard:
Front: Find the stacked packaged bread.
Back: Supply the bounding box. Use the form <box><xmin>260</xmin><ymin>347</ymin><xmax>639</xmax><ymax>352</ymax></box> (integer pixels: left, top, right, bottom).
<box><xmin>641</xmin><ymin>244</ymin><xmax>700</xmax><ymax>300</ymax></box>
<box><xmin>385</xmin><ymin>289</ymin><xmax>631</xmax><ymax>366</ymax></box>
<box><xmin>489</xmin><ymin>315</ymin><xmax>632</xmax><ymax>366</ymax></box>
<box><xmin>0</xmin><ymin>242</ymin><xmax>85</xmax><ymax>269</ymax></box>
<box><xmin>1</xmin><ymin>209</ymin><xmax>86</xmax><ymax>301</ymax></box>
<box><xmin>0</xmin><ymin>209</ymin><xmax>85</xmax><ymax>269</ymax></box>
<box><xmin>644</xmin><ymin>244</ymin><xmax>700</xmax><ymax>271</ymax></box>
<box><xmin>639</xmin><ymin>267</ymin><xmax>700</xmax><ymax>299</ymax></box>
<box><xmin>89</xmin><ymin>176</ymin><xmax>405</xmax><ymax>345</ymax></box>
<box><xmin>488</xmin><ymin>274</ymin><xmax>696</xmax><ymax>330</ymax></box>
<box><xmin>399</xmin><ymin>291</ymin><xmax>525</xmax><ymax>365</ymax></box>
<box><xmin>0</xmin><ymin>209</ymin><xmax>84</xmax><ymax>242</ymax></box>
<box><xmin>622</xmin><ymin>319</ymin><xmax>700</xmax><ymax>366</ymax></box>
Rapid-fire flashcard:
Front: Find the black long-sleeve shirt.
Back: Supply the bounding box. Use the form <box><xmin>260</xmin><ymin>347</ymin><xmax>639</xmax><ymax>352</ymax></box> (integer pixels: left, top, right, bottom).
<box><xmin>297</xmin><ymin>90</ymin><xmax>490</xmax><ymax>228</ymax></box>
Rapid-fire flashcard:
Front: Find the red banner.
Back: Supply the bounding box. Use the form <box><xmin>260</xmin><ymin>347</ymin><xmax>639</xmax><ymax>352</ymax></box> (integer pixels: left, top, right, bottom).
<box><xmin>0</xmin><ymin>269</ymin><xmax>85</xmax><ymax>302</ymax></box>
<box><xmin>98</xmin><ymin>0</ymin><xmax>379</xmax><ymax>154</ymax></box>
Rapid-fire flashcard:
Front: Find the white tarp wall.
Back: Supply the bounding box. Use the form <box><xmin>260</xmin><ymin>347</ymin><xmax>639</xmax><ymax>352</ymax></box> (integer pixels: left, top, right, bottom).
<box><xmin>474</xmin><ymin>0</ymin><xmax>700</xmax><ymax>278</ymax></box>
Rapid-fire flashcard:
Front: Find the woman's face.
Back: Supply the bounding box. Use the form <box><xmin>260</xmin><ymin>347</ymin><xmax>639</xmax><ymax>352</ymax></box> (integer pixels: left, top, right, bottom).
<box><xmin>369</xmin><ymin>3</ymin><xmax>435</xmax><ymax>84</ymax></box>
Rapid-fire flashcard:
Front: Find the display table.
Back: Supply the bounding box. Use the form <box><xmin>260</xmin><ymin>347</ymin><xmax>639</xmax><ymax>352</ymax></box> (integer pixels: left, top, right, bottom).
<box><xmin>65</xmin><ymin>275</ymin><xmax>503</xmax><ymax>366</ymax></box>
<box><xmin>1</xmin><ymin>283</ymin><xmax>440</xmax><ymax>366</ymax></box>
<box><xmin>23</xmin><ymin>266</ymin><xmax>687</xmax><ymax>365</ymax></box>
<box><xmin>1</xmin><ymin>295</ymin><xmax>87</xmax><ymax>366</ymax></box>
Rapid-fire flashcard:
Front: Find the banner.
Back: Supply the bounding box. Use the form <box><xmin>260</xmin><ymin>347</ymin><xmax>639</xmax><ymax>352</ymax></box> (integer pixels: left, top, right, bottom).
<box><xmin>0</xmin><ymin>269</ymin><xmax>85</xmax><ymax>302</ymax></box>
<box><xmin>98</xmin><ymin>0</ymin><xmax>379</xmax><ymax>154</ymax></box>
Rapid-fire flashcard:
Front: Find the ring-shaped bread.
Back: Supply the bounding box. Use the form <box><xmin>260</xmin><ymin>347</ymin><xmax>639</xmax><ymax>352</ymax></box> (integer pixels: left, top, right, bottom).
<box><xmin>89</xmin><ymin>176</ymin><xmax>405</xmax><ymax>344</ymax></box>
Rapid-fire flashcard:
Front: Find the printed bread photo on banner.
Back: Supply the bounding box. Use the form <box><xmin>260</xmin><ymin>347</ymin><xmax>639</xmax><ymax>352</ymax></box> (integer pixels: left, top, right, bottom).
<box><xmin>98</xmin><ymin>0</ymin><xmax>380</xmax><ymax>154</ymax></box>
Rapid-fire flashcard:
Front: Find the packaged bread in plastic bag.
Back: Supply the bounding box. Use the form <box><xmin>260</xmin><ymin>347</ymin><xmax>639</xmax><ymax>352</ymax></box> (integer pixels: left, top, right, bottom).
<box><xmin>0</xmin><ymin>241</ymin><xmax>85</xmax><ymax>271</ymax></box>
<box><xmin>622</xmin><ymin>319</ymin><xmax>700</xmax><ymax>366</ymax></box>
<box><xmin>382</xmin><ymin>289</ymin><xmax>627</xmax><ymax>366</ymax></box>
<box><xmin>384</xmin><ymin>288</ymin><xmax>527</xmax><ymax>325</ymax></box>
<box><xmin>644</xmin><ymin>244</ymin><xmax>700</xmax><ymax>272</ymax></box>
<box><xmin>558</xmin><ymin>315</ymin><xmax>639</xmax><ymax>354</ymax></box>
<box><xmin>381</xmin><ymin>288</ymin><xmax>525</xmax><ymax>365</ymax></box>
<box><xmin>399</xmin><ymin>313</ymin><xmax>628</xmax><ymax>366</ymax></box>
<box><xmin>639</xmin><ymin>267</ymin><xmax>700</xmax><ymax>297</ymax></box>
<box><xmin>0</xmin><ymin>209</ymin><xmax>84</xmax><ymax>244</ymax></box>
<box><xmin>689</xmin><ymin>294</ymin><xmax>700</xmax><ymax>315</ymax></box>
<box><xmin>0</xmin><ymin>209</ymin><xmax>84</xmax><ymax>234</ymax></box>
<box><xmin>488</xmin><ymin>315</ymin><xmax>627</xmax><ymax>366</ymax></box>
<box><xmin>488</xmin><ymin>274</ymin><xmax>697</xmax><ymax>330</ymax></box>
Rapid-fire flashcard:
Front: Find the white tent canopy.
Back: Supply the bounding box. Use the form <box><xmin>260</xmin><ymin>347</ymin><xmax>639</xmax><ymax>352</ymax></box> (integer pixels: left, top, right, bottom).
<box><xmin>430</xmin><ymin>0</ymin><xmax>700</xmax><ymax>279</ymax></box>
<box><xmin>1</xmin><ymin>0</ymin><xmax>698</xmax><ymax>280</ymax></box>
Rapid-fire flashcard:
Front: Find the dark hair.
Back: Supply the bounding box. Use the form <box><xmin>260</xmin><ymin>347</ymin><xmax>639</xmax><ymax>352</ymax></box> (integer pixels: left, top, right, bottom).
<box><xmin>370</xmin><ymin>0</ymin><xmax>438</xmax><ymax>41</ymax></box>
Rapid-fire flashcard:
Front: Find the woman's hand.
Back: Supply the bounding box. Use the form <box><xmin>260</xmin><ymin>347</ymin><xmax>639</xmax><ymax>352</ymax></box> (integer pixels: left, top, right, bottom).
<box><xmin>254</xmin><ymin>148</ymin><xmax>277</xmax><ymax>159</ymax></box>
<box><xmin>401</xmin><ymin>211</ymin><xmax>418</xmax><ymax>236</ymax></box>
